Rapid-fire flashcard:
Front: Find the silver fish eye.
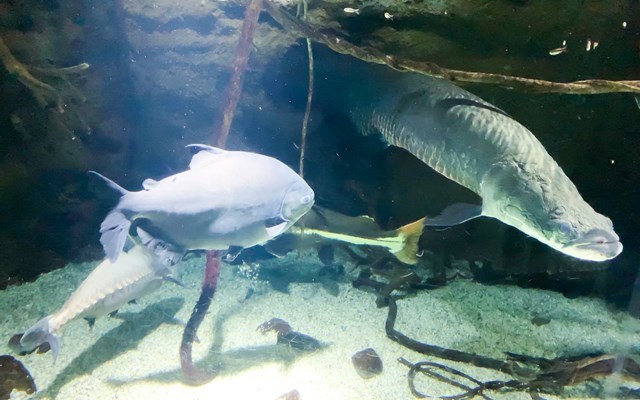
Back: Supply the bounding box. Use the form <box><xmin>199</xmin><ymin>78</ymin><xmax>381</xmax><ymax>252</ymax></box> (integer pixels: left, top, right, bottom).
<box><xmin>558</xmin><ymin>221</ymin><xmax>572</xmax><ymax>235</ymax></box>
<box><xmin>301</xmin><ymin>195</ymin><xmax>312</xmax><ymax>205</ymax></box>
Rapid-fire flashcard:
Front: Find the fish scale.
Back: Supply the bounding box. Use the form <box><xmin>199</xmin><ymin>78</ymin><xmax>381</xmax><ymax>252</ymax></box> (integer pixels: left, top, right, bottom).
<box><xmin>318</xmin><ymin>55</ymin><xmax>622</xmax><ymax>261</ymax></box>
<box><xmin>19</xmin><ymin>245</ymin><xmax>172</xmax><ymax>357</ymax></box>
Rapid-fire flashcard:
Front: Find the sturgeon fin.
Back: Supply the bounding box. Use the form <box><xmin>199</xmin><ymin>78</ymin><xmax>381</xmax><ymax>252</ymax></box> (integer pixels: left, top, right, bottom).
<box><xmin>186</xmin><ymin>144</ymin><xmax>226</xmax><ymax>169</ymax></box>
<box><xmin>423</xmin><ymin>203</ymin><xmax>483</xmax><ymax>227</ymax></box>
<box><xmin>85</xmin><ymin>318</ymin><xmax>96</xmax><ymax>328</ymax></box>
<box><xmin>393</xmin><ymin>217</ymin><xmax>426</xmax><ymax>265</ymax></box>
<box><xmin>436</xmin><ymin>98</ymin><xmax>511</xmax><ymax>118</ymax></box>
<box><xmin>100</xmin><ymin>211</ymin><xmax>131</xmax><ymax>263</ymax></box>
<box><xmin>136</xmin><ymin>227</ymin><xmax>184</xmax><ymax>266</ymax></box>
<box><xmin>224</xmin><ymin>246</ymin><xmax>243</xmax><ymax>262</ymax></box>
<box><xmin>88</xmin><ymin>171</ymin><xmax>129</xmax><ymax>195</ymax></box>
<box><xmin>108</xmin><ymin>310</ymin><xmax>118</xmax><ymax>317</ymax></box>
<box><xmin>19</xmin><ymin>315</ymin><xmax>61</xmax><ymax>360</ymax></box>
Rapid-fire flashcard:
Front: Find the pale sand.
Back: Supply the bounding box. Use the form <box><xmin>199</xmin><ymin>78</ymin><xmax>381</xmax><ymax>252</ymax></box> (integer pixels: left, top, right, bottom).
<box><xmin>1</xmin><ymin>252</ymin><xmax>639</xmax><ymax>400</ymax></box>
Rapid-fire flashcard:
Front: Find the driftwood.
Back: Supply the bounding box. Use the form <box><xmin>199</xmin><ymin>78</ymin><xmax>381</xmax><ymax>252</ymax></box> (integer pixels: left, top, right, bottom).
<box><xmin>0</xmin><ymin>35</ymin><xmax>91</xmax><ymax>138</ymax></box>
<box><xmin>353</xmin><ymin>272</ymin><xmax>640</xmax><ymax>398</ymax></box>
<box><xmin>264</xmin><ymin>1</ymin><xmax>640</xmax><ymax>95</ymax></box>
<box><xmin>179</xmin><ymin>0</ymin><xmax>265</xmax><ymax>385</ymax></box>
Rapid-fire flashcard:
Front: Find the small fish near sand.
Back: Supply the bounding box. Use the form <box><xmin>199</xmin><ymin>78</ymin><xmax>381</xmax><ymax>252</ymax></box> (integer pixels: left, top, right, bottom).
<box><xmin>91</xmin><ymin>144</ymin><xmax>315</xmax><ymax>264</ymax></box>
<box><xmin>265</xmin><ymin>206</ymin><xmax>425</xmax><ymax>264</ymax></box>
<box><xmin>16</xmin><ymin>244</ymin><xmax>175</xmax><ymax>358</ymax></box>
<box><xmin>318</xmin><ymin>57</ymin><xmax>622</xmax><ymax>262</ymax></box>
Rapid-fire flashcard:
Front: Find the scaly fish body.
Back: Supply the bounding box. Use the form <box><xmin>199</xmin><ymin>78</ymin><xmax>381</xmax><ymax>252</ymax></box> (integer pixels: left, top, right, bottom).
<box><xmin>19</xmin><ymin>245</ymin><xmax>171</xmax><ymax>357</ymax></box>
<box><xmin>319</xmin><ymin>57</ymin><xmax>621</xmax><ymax>262</ymax></box>
<box><xmin>267</xmin><ymin>206</ymin><xmax>425</xmax><ymax>264</ymax></box>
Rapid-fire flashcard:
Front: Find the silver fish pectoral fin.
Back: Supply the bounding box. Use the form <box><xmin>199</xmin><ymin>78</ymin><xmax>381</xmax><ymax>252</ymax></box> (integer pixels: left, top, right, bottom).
<box><xmin>423</xmin><ymin>203</ymin><xmax>483</xmax><ymax>227</ymax></box>
<box><xmin>100</xmin><ymin>211</ymin><xmax>131</xmax><ymax>263</ymax></box>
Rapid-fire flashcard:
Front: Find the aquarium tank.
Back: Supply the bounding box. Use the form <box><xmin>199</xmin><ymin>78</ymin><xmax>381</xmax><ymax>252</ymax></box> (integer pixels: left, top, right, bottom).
<box><xmin>1</xmin><ymin>0</ymin><xmax>639</xmax><ymax>399</ymax></box>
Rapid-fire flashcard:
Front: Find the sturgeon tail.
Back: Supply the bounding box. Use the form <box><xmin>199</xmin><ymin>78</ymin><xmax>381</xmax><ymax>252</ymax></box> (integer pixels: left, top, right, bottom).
<box><xmin>393</xmin><ymin>217</ymin><xmax>426</xmax><ymax>265</ymax></box>
<box><xmin>20</xmin><ymin>315</ymin><xmax>61</xmax><ymax>360</ymax></box>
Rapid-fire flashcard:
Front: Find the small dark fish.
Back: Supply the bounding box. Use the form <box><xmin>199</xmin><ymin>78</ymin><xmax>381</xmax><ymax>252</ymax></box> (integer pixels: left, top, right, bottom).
<box><xmin>266</xmin><ymin>206</ymin><xmax>425</xmax><ymax>264</ymax></box>
<box><xmin>258</xmin><ymin>318</ymin><xmax>323</xmax><ymax>352</ymax></box>
<box><xmin>0</xmin><ymin>354</ymin><xmax>36</xmax><ymax>400</ymax></box>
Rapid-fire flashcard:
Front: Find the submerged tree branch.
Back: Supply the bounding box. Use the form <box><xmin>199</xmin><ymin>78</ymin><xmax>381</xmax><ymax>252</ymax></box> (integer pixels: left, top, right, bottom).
<box><xmin>214</xmin><ymin>0</ymin><xmax>265</xmax><ymax>148</ymax></box>
<box><xmin>180</xmin><ymin>0</ymin><xmax>265</xmax><ymax>385</ymax></box>
<box><xmin>264</xmin><ymin>1</ymin><xmax>640</xmax><ymax>95</ymax></box>
<box><xmin>0</xmin><ymin>36</ymin><xmax>89</xmax><ymax>111</ymax></box>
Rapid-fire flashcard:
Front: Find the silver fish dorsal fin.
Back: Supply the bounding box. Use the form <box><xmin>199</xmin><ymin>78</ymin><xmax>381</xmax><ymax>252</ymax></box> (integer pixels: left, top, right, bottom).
<box><xmin>142</xmin><ymin>178</ymin><xmax>159</xmax><ymax>190</ymax></box>
<box><xmin>185</xmin><ymin>144</ymin><xmax>226</xmax><ymax>169</ymax></box>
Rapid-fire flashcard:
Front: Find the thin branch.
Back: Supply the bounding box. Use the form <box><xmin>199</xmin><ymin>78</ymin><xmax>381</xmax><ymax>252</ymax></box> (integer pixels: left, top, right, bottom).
<box><xmin>214</xmin><ymin>0</ymin><xmax>265</xmax><ymax>148</ymax></box>
<box><xmin>264</xmin><ymin>1</ymin><xmax>640</xmax><ymax>95</ymax></box>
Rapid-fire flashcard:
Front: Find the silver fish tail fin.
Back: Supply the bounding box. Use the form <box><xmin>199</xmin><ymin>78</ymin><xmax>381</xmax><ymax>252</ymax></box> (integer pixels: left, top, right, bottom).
<box><xmin>88</xmin><ymin>171</ymin><xmax>129</xmax><ymax>195</ymax></box>
<box><xmin>20</xmin><ymin>315</ymin><xmax>61</xmax><ymax>360</ymax></box>
<box><xmin>393</xmin><ymin>217</ymin><xmax>426</xmax><ymax>264</ymax></box>
<box><xmin>100</xmin><ymin>211</ymin><xmax>131</xmax><ymax>263</ymax></box>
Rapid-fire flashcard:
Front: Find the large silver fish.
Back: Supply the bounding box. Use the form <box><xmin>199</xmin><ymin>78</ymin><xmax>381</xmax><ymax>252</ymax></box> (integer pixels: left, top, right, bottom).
<box><xmin>18</xmin><ymin>244</ymin><xmax>173</xmax><ymax>358</ymax></box>
<box><xmin>320</xmin><ymin>58</ymin><xmax>621</xmax><ymax>262</ymax></box>
<box><xmin>92</xmin><ymin>144</ymin><xmax>314</xmax><ymax>263</ymax></box>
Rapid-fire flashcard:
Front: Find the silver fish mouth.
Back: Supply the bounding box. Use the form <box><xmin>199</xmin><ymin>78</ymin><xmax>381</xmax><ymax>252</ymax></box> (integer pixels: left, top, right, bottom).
<box><xmin>563</xmin><ymin>228</ymin><xmax>623</xmax><ymax>261</ymax></box>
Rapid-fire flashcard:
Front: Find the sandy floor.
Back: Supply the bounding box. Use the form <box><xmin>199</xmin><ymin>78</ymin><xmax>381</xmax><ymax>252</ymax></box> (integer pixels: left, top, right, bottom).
<box><xmin>1</xmin><ymin>252</ymin><xmax>639</xmax><ymax>400</ymax></box>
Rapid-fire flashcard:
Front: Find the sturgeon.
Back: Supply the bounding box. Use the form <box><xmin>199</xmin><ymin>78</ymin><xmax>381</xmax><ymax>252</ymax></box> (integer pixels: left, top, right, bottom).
<box><xmin>318</xmin><ymin>57</ymin><xmax>622</xmax><ymax>262</ymax></box>
<box><xmin>92</xmin><ymin>144</ymin><xmax>314</xmax><ymax>264</ymax></box>
<box><xmin>18</xmin><ymin>244</ymin><xmax>173</xmax><ymax>358</ymax></box>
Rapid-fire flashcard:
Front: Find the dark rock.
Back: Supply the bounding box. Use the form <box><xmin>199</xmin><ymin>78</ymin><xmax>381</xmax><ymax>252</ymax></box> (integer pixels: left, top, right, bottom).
<box><xmin>0</xmin><ymin>354</ymin><xmax>36</xmax><ymax>399</ymax></box>
<box><xmin>351</xmin><ymin>347</ymin><xmax>383</xmax><ymax>379</ymax></box>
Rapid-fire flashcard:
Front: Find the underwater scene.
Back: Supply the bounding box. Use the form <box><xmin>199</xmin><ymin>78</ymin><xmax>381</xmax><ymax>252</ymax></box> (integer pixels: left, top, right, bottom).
<box><xmin>1</xmin><ymin>0</ymin><xmax>640</xmax><ymax>399</ymax></box>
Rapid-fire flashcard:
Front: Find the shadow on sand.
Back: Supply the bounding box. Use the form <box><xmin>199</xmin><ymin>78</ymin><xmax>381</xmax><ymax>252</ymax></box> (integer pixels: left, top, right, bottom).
<box><xmin>42</xmin><ymin>297</ymin><xmax>184</xmax><ymax>398</ymax></box>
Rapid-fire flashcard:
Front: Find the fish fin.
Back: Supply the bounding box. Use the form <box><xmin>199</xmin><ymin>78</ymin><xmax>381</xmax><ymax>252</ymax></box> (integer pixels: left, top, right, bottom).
<box><xmin>634</xmin><ymin>94</ymin><xmax>640</xmax><ymax>110</ymax></box>
<box><xmin>436</xmin><ymin>98</ymin><xmax>511</xmax><ymax>118</ymax></box>
<box><xmin>266</xmin><ymin>222</ymin><xmax>289</xmax><ymax>239</ymax></box>
<box><xmin>136</xmin><ymin>227</ymin><xmax>184</xmax><ymax>266</ymax></box>
<box><xmin>19</xmin><ymin>315</ymin><xmax>61</xmax><ymax>360</ymax></box>
<box><xmin>100</xmin><ymin>211</ymin><xmax>131</xmax><ymax>263</ymax></box>
<box><xmin>128</xmin><ymin>299</ymin><xmax>138</xmax><ymax>305</ymax></box>
<box><xmin>142</xmin><ymin>178</ymin><xmax>159</xmax><ymax>190</ymax></box>
<box><xmin>393</xmin><ymin>217</ymin><xmax>426</xmax><ymax>264</ymax></box>
<box><xmin>163</xmin><ymin>276</ymin><xmax>185</xmax><ymax>287</ymax></box>
<box><xmin>85</xmin><ymin>317</ymin><xmax>96</xmax><ymax>328</ymax></box>
<box><xmin>224</xmin><ymin>246</ymin><xmax>243</xmax><ymax>262</ymax></box>
<box><xmin>88</xmin><ymin>171</ymin><xmax>129</xmax><ymax>195</ymax></box>
<box><xmin>423</xmin><ymin>203</ymin><xmax>483</xmax><ymax>227</ymax></box>
<box><xmin>108</xmin><ymin>310</ymin><xmax>118</xmax><ymax>317</ymax></box>
<box><xmin>185</xmin><ymin>144</ymin><xmax>226</xmax><ymax>169</ymax></box>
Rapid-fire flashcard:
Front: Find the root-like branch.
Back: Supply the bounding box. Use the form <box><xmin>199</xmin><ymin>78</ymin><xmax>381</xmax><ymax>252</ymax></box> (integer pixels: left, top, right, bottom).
<box><xmin>264</xmin><ymin>1</ymin><xmax>640</xmax><ymax>95</ymax></box>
